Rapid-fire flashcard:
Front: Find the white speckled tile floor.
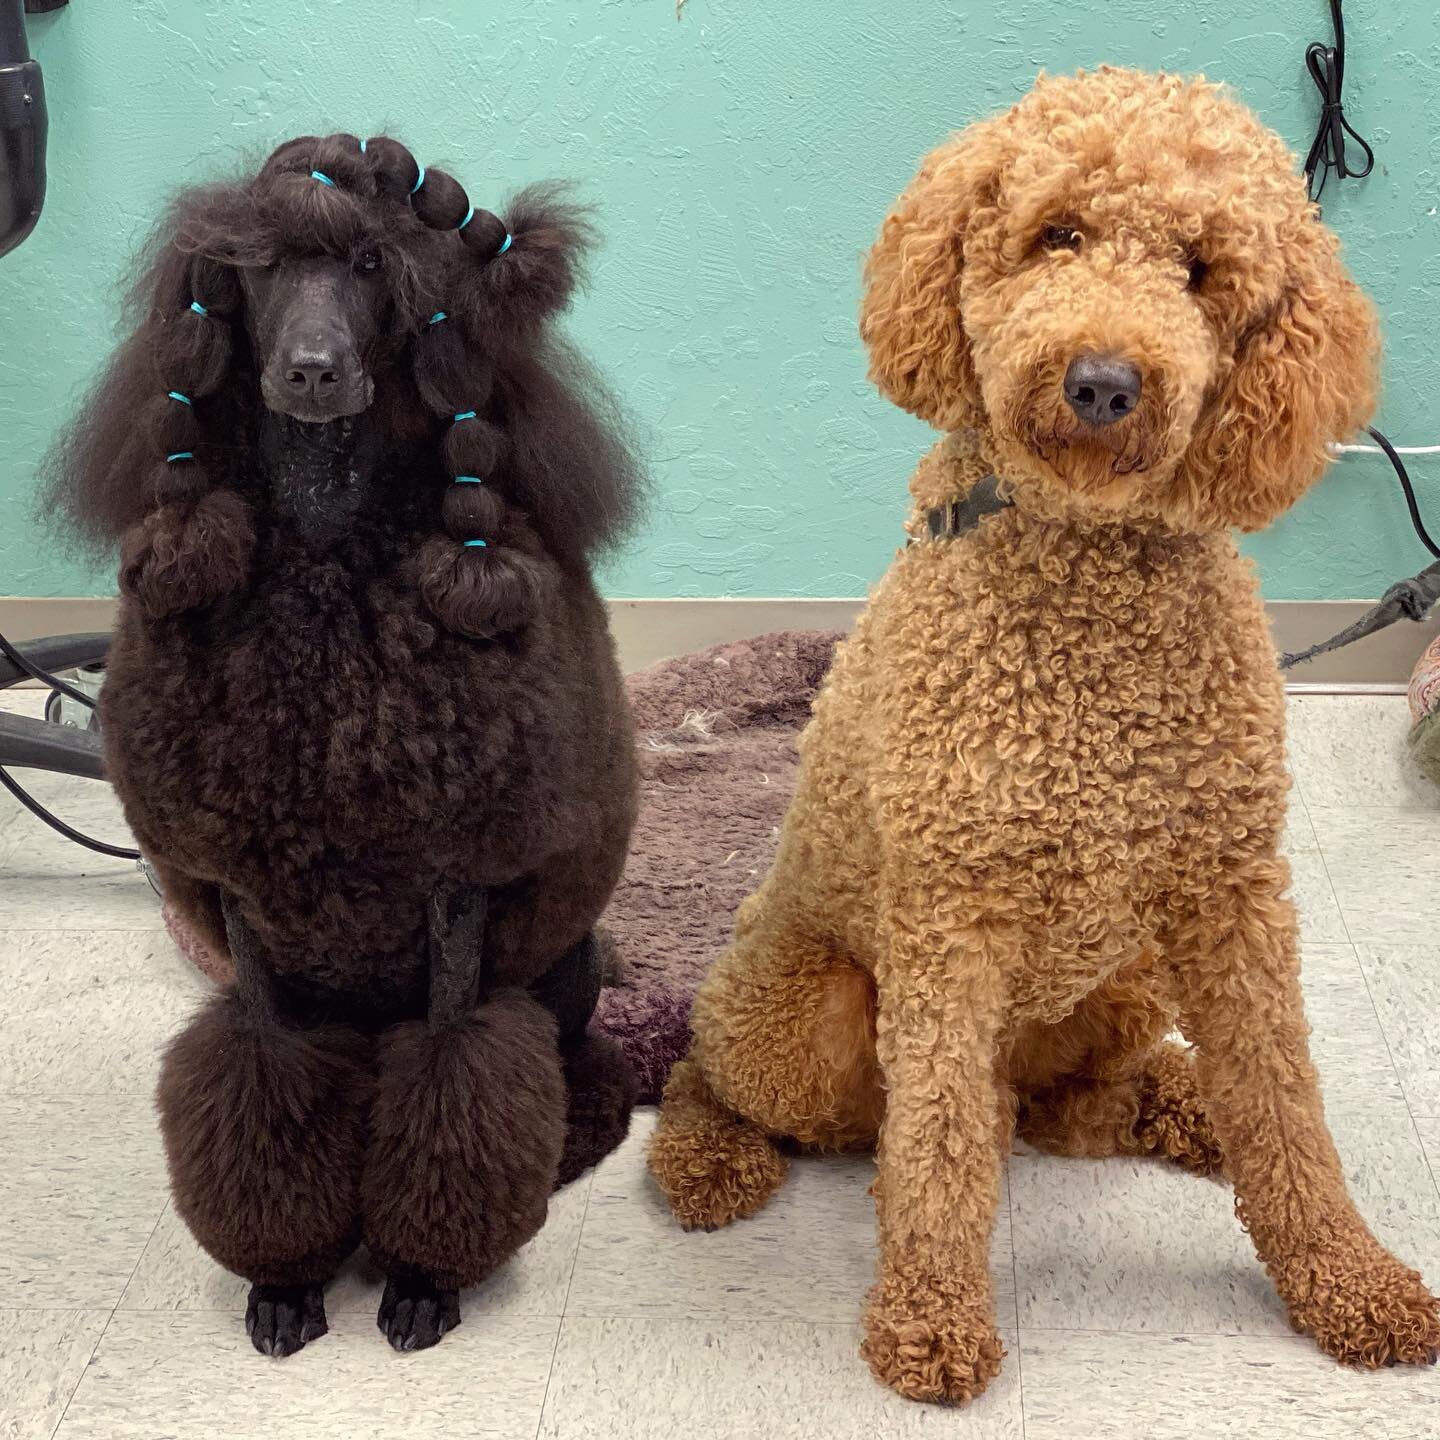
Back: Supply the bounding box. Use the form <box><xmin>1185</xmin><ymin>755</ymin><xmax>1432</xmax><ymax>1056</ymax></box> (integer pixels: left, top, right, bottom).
<box><xmin>1</xmin><ymin>691</ymin><xmax>1438</xmax><ymax>1439</ymax></box>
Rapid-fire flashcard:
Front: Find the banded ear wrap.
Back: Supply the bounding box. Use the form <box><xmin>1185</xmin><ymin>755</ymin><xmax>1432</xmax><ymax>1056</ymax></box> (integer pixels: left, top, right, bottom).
<box><xmin>411</xmin><ymin>167</ymin><xmax>469</xmax><ymax>230</ymax></box>
<box><xmin>441</xmin><ymin>481</ymin><xmax>504</xmax><ymax>539</ymax></box>
<box><xmin>416</xmin><ymin>532</ymin><xmax>547</xmax><ymax>641</ymax></box>
<box><xmin>457</xmin><ymin>206</ymin><xmax>510</xmax><ymax>262</ymax></box>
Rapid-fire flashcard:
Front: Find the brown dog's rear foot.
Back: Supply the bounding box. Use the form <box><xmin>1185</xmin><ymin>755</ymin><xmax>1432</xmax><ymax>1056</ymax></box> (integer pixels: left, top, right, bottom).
<box><xmin>378</xmin><ymin>1275</ymin><xmax>461</xmax><ymax>1353</ymax></box>
<box><xmin>246</xmin><ymin>1282</ymin><xmax>327</xmax><ymax>1358</ymax></box>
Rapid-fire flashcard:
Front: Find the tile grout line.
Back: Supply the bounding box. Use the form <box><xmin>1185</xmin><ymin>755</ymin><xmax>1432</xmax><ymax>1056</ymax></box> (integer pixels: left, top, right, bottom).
<box><xmin>45</xmin><ymin>1316</ymin><xmax>107</xmax><ymax>1440</ymax></box>
<box><xmin>532</xmin><ymin>1168</ymin><xmax>597</xmax><ymax>1440</ymax></box>
<box><xmin>1017</xmin><ymin>1323</ymin><xmax>1327</xmax><ymax>1341</ymax></box>
<box><xmin>1306</xmin><ymin>794</ymin><xmax>1440</xmax><ymax>1204</ymax></box>
<box><xmin>1005</xmin><ymin>1162</ymin><xmax>1028</xmax><ymax>1440</ymax></box>
<box><xmin>50</xmin><ymin>1198</ymin><xmax>169</xmax><ymax>1438</ymax></box>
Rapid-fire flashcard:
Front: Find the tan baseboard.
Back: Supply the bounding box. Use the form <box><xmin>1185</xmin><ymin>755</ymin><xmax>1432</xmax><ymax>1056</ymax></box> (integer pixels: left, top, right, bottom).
<box><xmin>0</xmin><ymin>596</ymin><xmax>119</xmax><ymax>643</ymax></box>
<box><xmin>2</xmin><ymin>594</ymin><xmax>1434</xmax><ymax>687</ymax></box>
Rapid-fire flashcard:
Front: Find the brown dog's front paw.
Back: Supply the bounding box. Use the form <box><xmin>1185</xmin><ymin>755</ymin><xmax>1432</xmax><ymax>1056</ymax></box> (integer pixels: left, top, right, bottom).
<box><xmin>1282</xmin><ymin>1240</ymin><xmax>1440</xmax><ymax>1368</ymax></box>
<box><xmin>119</xmin><ymin>492</ymin><xmax>253</xmax><ymax>619</ymax></box>
<box><xmin>861</xmin><ymin>1277</ymin><xmax>1004</xmax><ymax>1405</ymax></box>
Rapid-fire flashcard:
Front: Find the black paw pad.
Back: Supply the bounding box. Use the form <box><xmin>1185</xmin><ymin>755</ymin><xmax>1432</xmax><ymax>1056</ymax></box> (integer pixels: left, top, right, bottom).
<box><xmin>245</xmin><ymin>1282</ymin><xmax>328</xmax><ymax>1358</ymax></box>
<box><xmin>377</xmin><ymin>1274</ymin><xmax>461</xmax><ymax>1353</ymax></box>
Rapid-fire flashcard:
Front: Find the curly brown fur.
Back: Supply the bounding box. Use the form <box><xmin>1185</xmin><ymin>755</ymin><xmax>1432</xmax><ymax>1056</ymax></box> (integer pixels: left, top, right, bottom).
<box><xmin>361</xmin><ymin>992</ymin><xmax>565</xmax><ymax>1298</ymax></box>
<box><xmin>156</xmin><ymin>990</ymin><xmax>370</xmax><ymax>1291</ymax></box>
<box><xmin>650</xmin><ymin>69</ymin><xmax>1438</xmax><ymax>1404</ymax></box>
<box><xmin>555</xmin><ymin>1031</ymin><xmax>639</xmax><ymax>1190</ymax></box>
<box><xmin>46</xmin><ymin>132</ymin><xmax>640</xmax><ymax>1354</ymax></box>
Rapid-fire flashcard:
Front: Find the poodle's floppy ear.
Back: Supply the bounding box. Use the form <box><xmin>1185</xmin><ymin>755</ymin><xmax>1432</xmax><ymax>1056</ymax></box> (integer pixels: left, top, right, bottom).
<box><xmin>861</xmin><ymin>129</ymin><xmax>1001</xmax><ymax>431</ymax></box>
<box><xmin>1173</xmin><ymin>212</ymin><xmax>1379</xmax><ymax>532</ymax></box>
<box><xmin>41</xmin><ymin>186</ymin><xmax>247</xmax><ymax>554</ymax></box>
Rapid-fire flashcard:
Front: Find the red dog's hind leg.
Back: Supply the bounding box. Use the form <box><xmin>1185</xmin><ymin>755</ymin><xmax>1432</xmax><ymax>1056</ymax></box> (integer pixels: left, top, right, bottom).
<box><xmin>1011</xmin><ymin>958</ymin><xmax>1223</xmax><ymax>1176</ymax></box>
<box><xmin>155</xmin><ymin>895</ymin><xmax>369</xmax><ymax>1358</ymax></box>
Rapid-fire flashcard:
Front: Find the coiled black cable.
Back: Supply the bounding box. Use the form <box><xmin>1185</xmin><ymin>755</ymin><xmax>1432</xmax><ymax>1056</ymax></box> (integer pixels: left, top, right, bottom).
<box><xmin>0</xmin><ymin>764</ymin><xmax>139</xmax><ymax>859</ymax></box>
<box><xmin>1303</xmin><ymin>0</ymin><xmax>1375</xmax><ymax>204</ymax></box>
<box><xmin>1367</xmin><ymin>426</ymin><xmax>1440</xmax><ymax>560</ymax></box>
<box><xmin>0</xmin><ymin>627</ymin><xmax>97</xmax><ymax>709</ymax></box>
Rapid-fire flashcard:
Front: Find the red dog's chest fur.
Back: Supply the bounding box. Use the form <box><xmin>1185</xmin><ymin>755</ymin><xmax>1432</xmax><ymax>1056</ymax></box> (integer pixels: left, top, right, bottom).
<box><xmin>790</xmin><ymin>493</ymin><xmax>1291</xmax><ymax>1022</ymax></box>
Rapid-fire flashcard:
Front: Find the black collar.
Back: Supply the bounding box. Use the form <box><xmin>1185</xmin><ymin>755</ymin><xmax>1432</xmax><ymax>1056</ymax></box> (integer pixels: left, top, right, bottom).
<box><xmin>923</xmin><ymin>473</ymin><xmax>1012</xmax><ymax>540</ymax></box>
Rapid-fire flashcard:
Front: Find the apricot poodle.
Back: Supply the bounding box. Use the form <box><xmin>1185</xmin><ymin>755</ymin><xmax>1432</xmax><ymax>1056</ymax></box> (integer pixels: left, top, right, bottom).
<box><xmin>649</xmin><ymin>69</ymin><xmax>1440</xmax><ymax>1403</ymax></box>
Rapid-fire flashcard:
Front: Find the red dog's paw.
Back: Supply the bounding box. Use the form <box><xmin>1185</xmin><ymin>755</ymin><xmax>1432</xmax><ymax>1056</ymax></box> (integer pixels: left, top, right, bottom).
<box><xmin>1286</xmin><ymin>1242</ymin><xmax>1440</xmax><ymax>1369</ymax></box>
<box><xmin>862</xmin><ymin>1275</ymin><xmax>1005</xmax><ymax>1405</ymax></box>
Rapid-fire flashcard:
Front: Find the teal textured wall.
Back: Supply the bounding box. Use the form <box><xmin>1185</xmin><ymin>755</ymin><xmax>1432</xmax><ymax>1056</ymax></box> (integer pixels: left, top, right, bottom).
<box><xmin>1</xmin><ymin>0</ymin><xmax>1436</xmax><ymax>600</ymax></box>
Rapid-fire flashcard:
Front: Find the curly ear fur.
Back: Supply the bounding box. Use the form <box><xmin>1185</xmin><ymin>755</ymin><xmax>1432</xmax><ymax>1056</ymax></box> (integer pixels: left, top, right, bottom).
<box><xmin>403</xmin><ymin>169</ymin><xmax>639</xmax><ymax>628</ymax></box>
<box><xmin>861</xmin><ymin>131</ymin><xmax>1001</xmax><ymax>431</ymax></box>
<box><xmin>416</xmin><ymin>517</ymin><xmax>552</xmax><ymax>641</ymax></box>
<box><xmin>1169</xmin><ymin>215</ymin><xmax>1379</xmax><ymax>531</ymax></box>
<box><xmin>119</xmin><ymin>489</ymin><xmax>255</xmax><ymax>621</ymax></box>
<box><xmin>41</xmin><ymin>195</ymin><xmax>253</xmax><ymax>561</ymax></box>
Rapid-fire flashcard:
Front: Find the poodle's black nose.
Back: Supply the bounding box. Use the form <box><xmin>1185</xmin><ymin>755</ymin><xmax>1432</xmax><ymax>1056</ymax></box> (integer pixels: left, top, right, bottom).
<box><xmin>1063</xmin><ymin>355</ymin><xmax>1142</xmax><ymax>427</ymax></box>
<box><xmin>282</xmin><ymin>351</ymin><xmax>344</xmax><ymax>399</ymax></box>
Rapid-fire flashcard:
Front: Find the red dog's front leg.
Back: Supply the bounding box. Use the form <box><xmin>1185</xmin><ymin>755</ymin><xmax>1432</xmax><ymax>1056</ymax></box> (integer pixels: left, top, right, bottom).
<box><xmin>861</xmin><ymin>889</ymin><xmax>1010</xmax><ymax>1405</ymax></box>
<box><xmin>1166</xmin><ymin>861</ymin><xmax>1440</xmax><ymax>1367</ymax></box>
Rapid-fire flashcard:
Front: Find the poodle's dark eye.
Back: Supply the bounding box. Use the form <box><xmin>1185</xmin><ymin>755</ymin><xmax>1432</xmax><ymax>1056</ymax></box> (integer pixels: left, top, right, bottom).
<box><xmin>1186</xmin><ymin>256</ymin><xmax>1209</xmax><ymax>291</ymax></box>
<box><xmin>1040</xmin><ymin>224</ymin><xmax>1082</xmax><ymax>252</ymax></box>
<box><xmin>358</xmin><ymin>250</ymin><xmax>383</xmax><ymax>274</ymax></box>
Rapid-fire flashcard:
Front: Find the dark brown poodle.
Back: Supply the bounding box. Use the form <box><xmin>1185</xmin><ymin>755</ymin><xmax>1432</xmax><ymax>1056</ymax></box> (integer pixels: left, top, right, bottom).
<box><xmin>44</xmin><ymin>132</ymin><xmax>641</xmax><ymax>1357</ymax></box>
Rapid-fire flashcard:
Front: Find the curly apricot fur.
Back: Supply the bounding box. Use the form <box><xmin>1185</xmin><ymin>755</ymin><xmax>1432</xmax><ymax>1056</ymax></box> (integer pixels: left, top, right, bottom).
<box><xmin>649</xmin><ymin>69</ymin><xmax>1437</xmax><ymax>1405</ymax></box>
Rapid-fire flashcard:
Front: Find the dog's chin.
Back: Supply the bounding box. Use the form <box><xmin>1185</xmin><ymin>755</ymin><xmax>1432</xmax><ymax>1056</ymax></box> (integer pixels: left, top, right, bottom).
<box><xmin>996</xmin><ymin>430</ymin><xmax>1178</xmax><ymax>515</ymax></box>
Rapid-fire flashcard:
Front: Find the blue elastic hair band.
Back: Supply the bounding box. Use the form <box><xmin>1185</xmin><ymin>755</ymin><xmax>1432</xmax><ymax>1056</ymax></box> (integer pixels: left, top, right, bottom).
<box><xmin>411</xmin><ymin>164</ymin><xmax>426</xmax><ymax>194</ymax></box>
<box><xmin>429</xmin><ymin>311</ymin><xmax>447</xmax><ymax>325</ymax></box>
<box><xmin>189</xmin><ymin>300</ymin><xmax>208</xmax><ymax>317</ymax></box>
<box><xmin>310</xmin><ymin>170</ymin><xmax>336</xmax><ymax>187</ymax></box>
<box><xmin>167</xmin><ymin>391</ymin><xmax>192</xmax><ymax>406</ymax></box>
<box><xmin>464</xmin><ymin>539</ymin><xmax>488</xmax><ymax>547</ymax></box>
<box><xmin>453</xmin><ymin>475</ymin><xmax>483</xmax><ymax>484</ymax></box>
<box><xmin>359</xmin><ymin>137</ymin><xmax>367</xmax><ymax>154</ymax></box>
<box><xmin>453</xmin><ymin>410</ymin><xmax>477</xmax><ymax>422</ymax></box>
<box><xmin>166</xmin><ymin>452</ymin><xmax>194</xmax><ymax>463</ymax></box>
<box><xmin>458</xmin><ymin>205</ymin><xmax>474</xmax><ymax>230</ymax></box>
<box><xmin>497</xmin><ymin>232</ymin><xmax>513</xmax><ymax>256</ymax></box>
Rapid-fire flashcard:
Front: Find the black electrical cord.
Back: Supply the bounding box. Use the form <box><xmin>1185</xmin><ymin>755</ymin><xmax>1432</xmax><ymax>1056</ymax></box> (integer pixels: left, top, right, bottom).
<box><xmin>1303</xmin><ymin>0</ymin><xmax>1374</xmax><ymax>204</ymax></box>
<box><xmin>1367</xmin><ymin>425</ymin><xmax>1440</xmax><ymax>560</ymax></box>
<box><xmin>0</xmin><ymin>764</ymin><xmax>139</xmax><ymax>859</ymax></box>
<box><xmin>0</xmin><ymin>624</ymin><xmax>141</xmax><ymax>860</ymax></box>
<box><xmin>0</xmin><ymin>625</ymin><xmax>97</xmax><ymax>708</ymax></box>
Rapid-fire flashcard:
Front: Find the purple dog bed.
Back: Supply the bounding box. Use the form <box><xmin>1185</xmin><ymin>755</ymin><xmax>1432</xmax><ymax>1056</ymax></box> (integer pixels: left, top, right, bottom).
<box><xmin>164</xmin><ymin>629</ymin><xmax>841</xmax><ymax>1103</ymax></box>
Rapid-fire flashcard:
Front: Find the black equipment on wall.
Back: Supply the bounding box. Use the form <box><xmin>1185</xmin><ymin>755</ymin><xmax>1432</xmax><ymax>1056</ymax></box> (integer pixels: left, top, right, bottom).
<box><xmin>0</xmin><ymin>0</ymin><xmax>132</xmax><ymax>858</ymax></box>
<box><xmin>0</xmin><ymin>0</ymin><xmax>56</xmax><ymax>258</ymax></box>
